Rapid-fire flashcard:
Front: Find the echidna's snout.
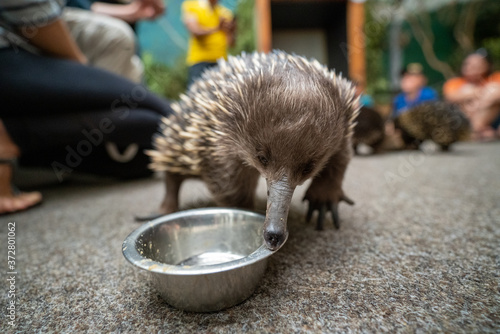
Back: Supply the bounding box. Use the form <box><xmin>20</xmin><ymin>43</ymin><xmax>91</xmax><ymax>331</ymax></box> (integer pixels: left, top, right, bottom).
<box><xmin>263</xmin><ymin>176</ymin><xmax>294</xmax><ymax>251</ymax></box>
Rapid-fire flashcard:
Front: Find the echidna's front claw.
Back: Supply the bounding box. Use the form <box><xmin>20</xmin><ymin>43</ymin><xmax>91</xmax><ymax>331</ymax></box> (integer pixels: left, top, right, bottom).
<box><xmin>327</xmin><ymin>201</ymin><xmax>339</xmax><ymax>229</ymax></box>
<box><xmin>340</xmin><ymin>194</ymin><xmax>355</xmax><ymax>206</ymax></box>
<box><xmin>303</xmin><ymin>191</ymin><xmax>354</xmax><ymax>230</ymax></box>
<box><xmin>304</xmin><ymin>201</ymin><xmax>334</xmax><ymax>230</ymax></box>
<box><xmin>317</xmin><ymin>204</ymin><xmax>326</xmax><ymax>230</ymax></box>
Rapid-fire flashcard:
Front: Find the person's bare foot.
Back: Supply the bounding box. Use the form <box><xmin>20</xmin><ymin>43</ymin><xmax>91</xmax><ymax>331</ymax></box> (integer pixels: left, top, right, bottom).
<box><xmin>0</xmin><ymin>192</ymin><xmax>42</xmax><ymax>214</ymax></box>
<box><xmin>0</xmin><ymin>160</ymin><xmax>42</xmax><ymax>214</ymax></box>
<box><xmin>0</xmin><ymin>120</ymin><xmax>43</xmax><ymax>215</ymax></box>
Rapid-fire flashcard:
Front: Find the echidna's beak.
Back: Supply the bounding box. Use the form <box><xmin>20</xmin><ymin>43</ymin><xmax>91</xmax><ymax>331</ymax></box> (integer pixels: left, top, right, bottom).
<box><xmin>263</xmin><ymin>176</ymin><xmax>294</xmax><ymax>251</ymax></box>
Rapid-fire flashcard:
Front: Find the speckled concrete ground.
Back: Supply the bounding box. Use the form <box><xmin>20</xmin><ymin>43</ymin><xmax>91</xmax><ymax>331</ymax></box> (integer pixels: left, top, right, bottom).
<box><xmin>1</xmin><ymin>142</ymin><xmax>499</xmax><ymax>333</ymax></box>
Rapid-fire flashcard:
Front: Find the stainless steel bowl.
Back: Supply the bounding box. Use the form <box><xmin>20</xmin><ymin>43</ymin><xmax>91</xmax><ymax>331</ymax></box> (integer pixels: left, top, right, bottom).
<box><xmin>122</xmin><ymin>208</ymin><xmax>277</xmax><ymax>312</ymax></box>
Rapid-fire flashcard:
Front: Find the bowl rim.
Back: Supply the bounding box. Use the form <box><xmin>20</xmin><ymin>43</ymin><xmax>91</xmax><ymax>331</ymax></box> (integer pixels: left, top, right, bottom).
<box><xmin>122</xmin><ymin>207</ymin><xmax>277</xmax><ymax>275</ymax></box>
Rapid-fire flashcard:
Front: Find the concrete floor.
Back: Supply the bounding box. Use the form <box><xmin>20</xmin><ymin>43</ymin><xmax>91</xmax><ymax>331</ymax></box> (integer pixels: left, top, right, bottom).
<box><xmin>1</xmin><ymin>141</ymin><xmax>499</xmax><ymax>333</ymax></box>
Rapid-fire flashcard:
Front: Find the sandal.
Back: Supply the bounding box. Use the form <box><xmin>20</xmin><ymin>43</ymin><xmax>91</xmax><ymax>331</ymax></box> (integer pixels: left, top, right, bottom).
<box><xmin>0</xmin><ymin>158</ymin><xmax>43</xmax><ymax>215</ymax></box>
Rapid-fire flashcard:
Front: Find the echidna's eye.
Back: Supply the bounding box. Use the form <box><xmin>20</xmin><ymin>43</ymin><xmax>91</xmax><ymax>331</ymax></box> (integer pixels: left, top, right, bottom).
<box><xmin>258</xmin><ymin>155</ymin><xmax>269</xmax><ymax>166</ymax></box>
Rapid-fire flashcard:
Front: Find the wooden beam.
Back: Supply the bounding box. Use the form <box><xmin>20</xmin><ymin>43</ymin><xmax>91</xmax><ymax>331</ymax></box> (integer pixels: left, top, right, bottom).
<box><xmin>256</xmin><ymin>0</ymin><xmax>272</xmax><ymax>53</ymax></box>
<box><xmin>347</xmin><ymin>0</ymin><xmax>366</xmax><ymax>88</ymax></box>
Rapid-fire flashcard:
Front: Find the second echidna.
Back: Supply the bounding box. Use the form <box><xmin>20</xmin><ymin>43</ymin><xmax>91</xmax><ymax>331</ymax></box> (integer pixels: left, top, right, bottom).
<box><xmin>395</xmin><ymin>101</ymin><xmax>470</xmax><ymax>151</ymax></box>
<box><xmin>352</xmin><ymin>106</ymin><xmax>385</xmax><ymax>154</ymax></box>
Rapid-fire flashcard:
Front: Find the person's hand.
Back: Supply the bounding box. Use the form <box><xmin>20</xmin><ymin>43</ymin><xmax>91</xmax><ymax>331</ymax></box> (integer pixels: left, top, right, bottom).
<box><xmin>127</xmin><ymin>0</ymin><xmax>160</xmax><ymax>21</ymax></box>
<box><xmin>140</xmin><ymin>0</ymin><xmax>165</xmax><ymax>19</ymax></box>
<box><xmin>218</xmin><ymin>18</ymin><xmax>226</xmax><ymax>31</ymax></box>
<box><xmin>220</xmin><ymin>18</ymin><xmax>236</xmax><ymax>33</ymax></box>
<box><xmin>76</xmin><ymin>53</ymin><xmax>89</xmax><ymax>65</ymax></box>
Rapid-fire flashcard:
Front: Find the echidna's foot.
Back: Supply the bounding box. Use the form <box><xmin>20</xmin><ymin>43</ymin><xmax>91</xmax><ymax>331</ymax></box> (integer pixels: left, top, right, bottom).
<box><xmin>134</xmin><ymin>190</ymin><xmax>180</xmax><ymax>222</ymax></box>
<box><xmin>440</xmin><ymin>144</ymin><xmax>450</xmax><ymax>151</ymax></box>
<box><xmin>371</xmin><ymin>140</ymin><xmax>385</xmax><ymax>154</ymax></box>
<box><xmin>405</xmin><ymin>142</ymin><xmax>421</xmax><ymax>150</ymax></box>
<box><xmin>134</xmin><ymin>211</ymin><xmax>166</xmax><ymax>222</ymax></box>
<box><xmin>134</xmin><ymin>171</ymin><xmax>184</xmax><ymax>222</ymax></box>
<box><xmin>134</xmin><ymin>198</ymin><xmax>180</xmax><ymax>222</ymax></box>
<box><xmin>134</xmin><ymin>201</ymin><xmax>179</xmax><ymax>221</ymax></box>
<box><xmin>303</xmin><ymin>191</ymin><xmax>354</xmax><ymax>230</ymax></box>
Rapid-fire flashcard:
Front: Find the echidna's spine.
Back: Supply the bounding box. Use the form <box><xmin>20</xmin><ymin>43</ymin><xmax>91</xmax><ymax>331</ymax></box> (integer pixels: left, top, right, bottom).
<box><xmin>147</xmin><ymin>50</ymin><xmax>360</xmax><ymax>175</ymax></box>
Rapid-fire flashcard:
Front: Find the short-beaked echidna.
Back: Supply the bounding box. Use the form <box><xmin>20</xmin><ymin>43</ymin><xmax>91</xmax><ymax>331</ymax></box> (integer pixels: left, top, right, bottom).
<box><xmin>352</xmin><ymin>106</ymin><xmax>385</xmax><ymax>154</ymax></box>
<box><xmin>395</xmin><ymin>101</ymin><xmax>470</xmax><ymax>151</ymax></box>
<box><xmin>146</xmin><ymin>51</ymin><xmax>360</xmax><ymax>250</ymax></box>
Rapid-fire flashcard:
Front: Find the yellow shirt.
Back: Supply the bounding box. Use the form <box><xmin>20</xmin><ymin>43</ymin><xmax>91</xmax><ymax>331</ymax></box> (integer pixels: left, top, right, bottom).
<box><xmin>182</xmin><ymin>0</ymin><xmax>233</xmax><ymax>65</ymax></box>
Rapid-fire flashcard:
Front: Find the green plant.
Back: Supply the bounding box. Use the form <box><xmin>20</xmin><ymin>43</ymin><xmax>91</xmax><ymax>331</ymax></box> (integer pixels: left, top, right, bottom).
<box><xmin>142</xmin><ymin>52</ymin><xmax>188</xmax><ymax>100</ymax></box>
<box><xmin>481</xmin><ymin>37</ymin><xmax>500</xmax><ymax>69</ymax></box>
<box><xmin>364</xmin><ymin>0</ymin><xmax>392</xmax><ymax>103</ymax></box>
<box><xmin>230</xmin><ymin>0</ymin><xmax>256</xmax><ymax>55</ymax></box>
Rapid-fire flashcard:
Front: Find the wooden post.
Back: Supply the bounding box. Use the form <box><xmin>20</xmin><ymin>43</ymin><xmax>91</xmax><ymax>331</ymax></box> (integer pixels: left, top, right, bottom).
<box><xmin>255</xmin><ymin>0</ymin><xmax>272</xmax><ymax>53</ymax></box>
<box><xmin>347</xmin><ymin>0</ymin><xmax>366</xmax><ymax>89</ymax></box>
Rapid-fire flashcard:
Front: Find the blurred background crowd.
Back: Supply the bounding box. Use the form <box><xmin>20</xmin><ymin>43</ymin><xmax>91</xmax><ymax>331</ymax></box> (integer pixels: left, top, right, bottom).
<box><xmin>1</xmin><ymin>0</ymin><xmax>499</xmax><ymax>214</ymax></box>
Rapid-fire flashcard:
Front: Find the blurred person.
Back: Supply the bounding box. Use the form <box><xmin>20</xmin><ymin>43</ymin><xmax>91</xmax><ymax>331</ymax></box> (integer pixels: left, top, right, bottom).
<box><xmin>386</xmin><ymin>63</ymin><xmax>438</xmax><ymax>149</ymax></box>
<box><xmin>443</xmin><ymin>49</ymin><xmax>500</xmax><ymax>140</ymax></box>
<box><xmin>182</xmin><ymin>0</ymin><xmax>235</xmax><ymax>86</ymax></box>
<box><xmin>0</xmin><ymin>0</ymin><xmax>172</xmax><ymax>214</ymax></box>
<box><xmin>392</xmin><ymin>63</ymin><xmax>438</xmax><ymax>118</ymax></box>
<box><xmin>64</xmin><ymin>0</ymin><xmax>165</xmax><ymax>82</ymax></box>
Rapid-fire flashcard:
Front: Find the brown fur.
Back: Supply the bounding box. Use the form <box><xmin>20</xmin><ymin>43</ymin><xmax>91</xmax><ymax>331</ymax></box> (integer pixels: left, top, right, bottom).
<box><xmin>147</xmin><ymin>51</ymin><xmax>360</xmax><ymax>249</ymax></box>
<box><xmin>352</xmin><ymin>106</ymin><xmax>385</xmax><ymax>154</ymax></box>
<box><xmin>395</xmin><ymin>101</ymin><xmax>471</xmax><ymax>151</ymax></box>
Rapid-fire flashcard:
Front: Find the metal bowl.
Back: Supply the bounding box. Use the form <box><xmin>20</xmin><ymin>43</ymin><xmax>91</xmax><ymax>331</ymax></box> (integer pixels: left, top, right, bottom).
<box><xmin>122</xmin><ymin>208</ymin><xmax>276</xmax><ymax>312</ymax></box>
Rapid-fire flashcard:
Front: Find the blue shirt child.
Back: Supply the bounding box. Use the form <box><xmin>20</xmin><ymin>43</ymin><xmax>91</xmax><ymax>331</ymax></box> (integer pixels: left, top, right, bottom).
<box><xmin>392</xmin><ymin>87</ymin><xmax>438</xmax><ymax>118</ymax></box>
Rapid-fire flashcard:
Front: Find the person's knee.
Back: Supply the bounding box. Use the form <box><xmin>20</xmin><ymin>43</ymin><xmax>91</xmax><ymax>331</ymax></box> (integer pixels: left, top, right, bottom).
<box><xmin>481</xmin><ymin>83</ymin><xmax>500</xmax><ymax>105</ymax></box>
<box><xmin>84</xmin><ymin>12</ymin><xmax>137</xmax><ymax>54</ymax></box>
<box><xmin>87</xmin><ymin>16</ymin><xmax>142</xmax><ymax>81</ymax></box>
<box><xmin>112</xmin><ymin>21</ymin><xmax>136</xmax><ymax>50</ymax></box>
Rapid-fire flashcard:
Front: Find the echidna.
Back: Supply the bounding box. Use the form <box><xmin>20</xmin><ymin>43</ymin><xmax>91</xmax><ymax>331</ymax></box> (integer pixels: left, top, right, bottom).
<box><xmin>352</xmin><ymin>106</ymin><xmax>385</xmax><ymax>154</ymax></box>
<box><xmin>145</xmin><ymin>51</ymin><xmax>360</xmax><ymax>251</ymax></box>
<box><xmin>395</xmin><ymin>101</ymin><xmax>470</xmax><ymax>151</ymax></box>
